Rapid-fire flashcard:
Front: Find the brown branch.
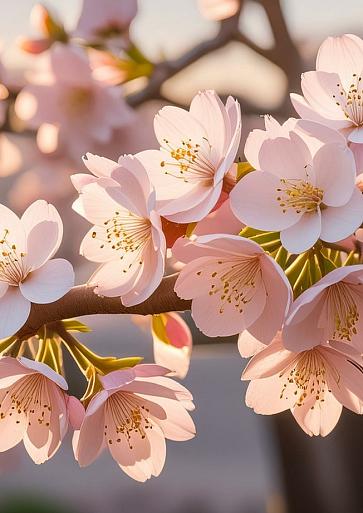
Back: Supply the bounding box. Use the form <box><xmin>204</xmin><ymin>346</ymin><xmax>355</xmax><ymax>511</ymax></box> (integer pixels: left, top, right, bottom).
<box><xmin>16</xmin><ymin>273</ymin><xmax>190</xmax><ymax>340</ymax></box>
<box><xmin>127</xmin><ymin>8</ymin><xmax>243</xmax><ymax>107</ymax></box>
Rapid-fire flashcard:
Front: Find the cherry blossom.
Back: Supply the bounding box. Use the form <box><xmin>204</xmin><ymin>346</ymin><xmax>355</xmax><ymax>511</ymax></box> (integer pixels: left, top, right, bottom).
<box><xmin>173</xmin><ymin>234</ymin><xmax>292</xmax><ymax>339</ymax></box>
<box><xmin>231</xmin><ymin>130</ymin><xmax>363</xmax><ymax>253</ymax></box>
<box><xmin>151</xmin><ymin>313</ymin><xmax>192</xmax><ymax>379</ymax></box>
<box><xmin>138</xmin><ymin>90</ymin><xmax>241</xmax><ymax>223</ymax></box>
<box><xmin>0</xmin><ymin>200</ymin><xmax>74</xmax><ymax>338</ymax></box>
<box><xmin>73</xmin><ymin>154</ymin><xmax>166</xmax><ymax>306</ymax></box>
<box><xmin>74</xmin><ymin>364</ymin><xmax>195</xmax><ymax>481</ymax></box>
<box><xmin>283</xmin><ymin>265</ymin><xmax>363</xmax><ymax>352</ymax></box>
<box><xmin>15</xmin><ymin>44</ymin><xmax>131</xmax><ymax>159</ymax></box>
<box><xmin>291</xmin><ymin>34</ymin><xmax>363</xmax><ymax>171</ymax></box>
<box><xmin>74</xmin><ymin>0</ymin><xmax>137</xmax><ymax>49</ymax></box>
<box><xmin>242</xmin><ymin>332</ymin><xmax>363</xmax><ymax>436</ymax></box>
<box><xmin>0</xmin><ymin>356</ymin><xmax>83</xmax><ymax>463</ymax></box>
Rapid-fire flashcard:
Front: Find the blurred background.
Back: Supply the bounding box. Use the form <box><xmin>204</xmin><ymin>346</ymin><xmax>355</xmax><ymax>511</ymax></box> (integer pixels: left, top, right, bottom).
<box><xmin>0</xmin><ymin>1</ymin><xmax>363</xmax><ymax>512</ymax></box>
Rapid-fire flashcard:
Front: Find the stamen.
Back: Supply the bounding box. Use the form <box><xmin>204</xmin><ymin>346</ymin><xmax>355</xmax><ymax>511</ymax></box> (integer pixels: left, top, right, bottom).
<box><xmin>197</xmin><ymin>256</ymin><xmax>262</xmax><ymax>314</ymax></box>
<box><xmin>332</xmin><ymin>73</ymin><xmax>363</xmax><ymax>127</ymax></box>
<box><xmin>326</xmin><ymin>282</ymin><xmax>360</xmax><ymax>342</ymax></box>
<box><xmin>159</xmin><ymin>137</ymin><xmax>215</xmax><ymax>184</ymax></box>
<box><xmin>276</xmin><ymin>178</ymin><xmax>323</xmax><ymax>214</ymax></box>
<box><xmin>279</xmin><ymin>350</ymin><xmax>337</xmax><ymax>407</ymax></box>
<box><xmin>0</xmin><ymin>229</ymin><xmax>27</xmax><ymax>285</ymax></box>
<box><xmin>105</xmin><ymin>392</ymin><xmax>152</xmax><ymax>449</ymax></box>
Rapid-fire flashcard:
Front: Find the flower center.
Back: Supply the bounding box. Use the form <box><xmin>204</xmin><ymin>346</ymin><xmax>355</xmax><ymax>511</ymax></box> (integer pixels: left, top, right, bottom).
<box><xmin>160</xmin><ymin>137</ymin><xmax>215</xmax><ymax>184</ymax></box>
<box><xmin>276</xmin><ymin>178</ymin><xmax>324</xmax><ymax>214</ymax></box>
<box><xmin>65</xmin><ymin>87</ymin><xmax>93</xmax><ymax>116</ymax></box>
<box><xmin>0</xmin><ymin>374</ymin><xmax>52</xmax><ymax>427</ymax></box>
<box><xmin>332</xmin><ymin>74</ymin><xmax>363</xmax><ymax>127</ymax></box>
<box><xmin>196</xmin><ymin>256</ymin><xmax>262</xmax><ymax>314</ymax></box>
<box><xmin>105</xmin><ymin>393</ymin><xmax>152</xmax><ymax>449</ymax></box>
<box><xmin>92</xmin><ymin>210</ymin><xmax>151</xmax><ymax>254</ymax></box>
<box><xmin>325</xmin><ymin>282</ymin><xmax>361</xmax><ymax>342</ymax></box>
<box><xmin>0</xmin><ymin>229</ymin><xmax>27</xmax><ymax>285</ymax></box>
<box><xmin>280</xmin><ymin>349</ymin><xmax>336</xmax><ymax>407</ymax></box>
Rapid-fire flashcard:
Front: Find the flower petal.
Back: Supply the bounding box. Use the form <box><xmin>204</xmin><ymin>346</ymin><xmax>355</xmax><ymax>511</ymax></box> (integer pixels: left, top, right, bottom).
<box><xmin>19</xmin><ymin>258</ymin><xmax>74</xmax><ymax>304</ymax></box>
<box><xmin>280</xmin><ymin>211</ymin><xmax>321</xmax><ymax>253</ymax></box>
<box><xmin>0</xmin><ymin>288</ymin><xmax>31</xmax><ymax>338</ymax></box>
<box><xmin>320</xmin><ymin>188</ymin><xmax>363</xmax><ymax>242</ymax></box>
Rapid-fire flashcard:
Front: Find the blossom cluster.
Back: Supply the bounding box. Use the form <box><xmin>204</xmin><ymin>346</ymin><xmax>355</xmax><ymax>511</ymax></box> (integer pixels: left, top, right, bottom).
<box><xmin>1</xmin><ymin>0</ymin><xmax>363</xmax><ymax>481</ymax></box>
<box><xmin>70</xmin><ymin>33</ymin><xmax>363</xmax><ymax>439</ymax></box>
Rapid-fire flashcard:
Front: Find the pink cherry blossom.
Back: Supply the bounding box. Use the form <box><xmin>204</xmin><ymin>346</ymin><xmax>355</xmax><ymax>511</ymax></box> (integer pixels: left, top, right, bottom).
<box><xmin>245</xmin><ymin>115</ymin><xmax>347</xmax><ymax>168</ymax></box>
<box><xmin>138</xmin><ymin>90</ymin><xmax>241</xmax><ymax>223</ymax></box>
<box><xmin>290</xmin><ymin>34</ymin><xmax>363</xmax><ymax>171</ymax></box>
<box><xmin>198</xmin><ymin>0</ymin><xmax>240</xmax><ymax>20</ymax></box>
<box><xmin>15</xmin><ymin>44</ymin><xmax>131</xmax><ymax>159</ymax></box>
<box><xmin>231</xmin><ymin>130</ymin><xmax>363</xmax><ymax>253</ymax></box>
<box><xmin>18</xmin><ymin>4</ymin><xmax>67</xmax><ymax>55</ymax></box>
<box><xmin>0</xmin><ymin>356</ymin><xmax>83</xmax><ymax>463</ymax></box>
<box><xmin>0</xmin><ymin>200</ymin><xmax>74</xmax><ymax>338</ymax></box>
<box><xmin>73</xmin><ymin>154</ymin><xmax>166</xmax><ymax>306</ymax></box>
<box><xmin>283</xmin><ymin>265</ymin><xmax>363</xmax><ymax>352</ymax></box>
<box><xmin>151</xmin><ymin>313</ymin><xmax>192</xmax><ymax>379</ymax></box>
<box><xmin>74</xmin><ymin>364</ymin><xmax>195</xmax><ymax>481</ymax></box>
<box><xmin>74</xmin><ymin>0</ymin><xmax>137</xmax><ymax>47</ymax></box>
<box><xmin>242</xmin><ymin>332</ymin><xmax>363</xmax><ymax>436</ymax></box>
<box><xmin>173</xmin><ymin>234</ymin><xmax>292</xmax><ymax>339</ymax></box>
<box><xmin>194</xmin><ymin>197</ymin><xmax>242</xmax><ymax>236</ymax></box>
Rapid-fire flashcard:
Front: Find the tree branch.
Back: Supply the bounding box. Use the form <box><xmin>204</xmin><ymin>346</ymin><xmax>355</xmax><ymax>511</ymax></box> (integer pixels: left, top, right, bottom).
<box><xmin>16</xmin><ymin>273</ymin><xmax>190</xmax><ymax>340</ymax></box>
<box><xmin>127</xmin><ymin>9</ymin><xmax>242</xmax><ymax>107</ymax></box>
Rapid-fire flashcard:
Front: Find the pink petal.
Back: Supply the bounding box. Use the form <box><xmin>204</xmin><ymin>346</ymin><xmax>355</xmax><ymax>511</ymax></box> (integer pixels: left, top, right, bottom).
<box><xmin>100</xmin><ymin>369</ymin><xmax>136</xmax><ymax>391</ymax></box>
<box><xmin>245</xmin><ymin>375</ymin><xmax>294</xmax><ymax>414</ymax></box>
<box><xmin>19</xmin><ymin>357</ymin><xmax>68</xmax><ymax>389</ymax></box>
<box><xmin>230</xmin><ymin>171</ymin><xmax>301</xmax><ymax>231</ymax></box>
<box><xmin>317</xmin><ymin>34</ymin><xmax>363</xmax><ymax>89</ymax></box>
<box><xmin>280</xmin><ymin>211</ymin><xmax>321</xmax><ymax>253</ymax></box>
<box><xmin>320</xmin><ymin>187</ymin><xmax>363</xmax><ymax>242</ymax></box>
<box><xmin>190</xmin><ymin>274</ymin><xmax>266</xmax><ymax>337</ymax></box>
<box><xmin>313</xmin><ymin>143</ymin><xmax>356</xmax><ymax>206</ymax></box>
<box><xmin>290</xmin><ymin>93</ymin><xmax>337</xmax><ymax>125</ymax></box>
<box><xmin>237</xmin><ymin>330</ymin><xmax>266</xmax><ymax>358</ymax></box>
<box><xmin>348</xmin><ymin>127</ymin><xmax>363</xmax><ymax>144</ymax></box>
<box><xmin>242</xmin><ymin>336</ymin><xmax>295</xmax><ymax>380</ymax></box>
<box><xmin>0</xmin><ymin>288</ymin><xmax>31</xmax><ymax>338</ymax></box>
<box><xmin>248</xmin><ymin>255</ymin><xmax>292</xmax><ymax>343</ymax></box>
<box><xmin>25</xmin><ymin>220</ymin><xmax>62</xmax><ymax>272</ymax></box>
<box><xmin>68</xmin><ymin>396</ymin><xmax>85</xmax><ymax>430</ymax></box>
<box><xmin>257</xmin><ymin>134</ymin><xmax>311</xmax><ymax>179</ymax></box>
<box><xmin>76</xmin><ymin>403</ymin><xmax>106</xmax><ymax>466</ymax></box>
<box><xmin>82</xmin><ymin>152</ymin><xmax>117</xmax><ymax>178</ymax></box>
<box><xmin>110</xmin><ymin>155</ymin><xmax>154</xmax><ymax>218</ymax></box>
<box><xmin>20</xmin><ymin>258</ymin><xmax>74</xmax><ymax>304</ymax></box>
<box><xmin>301</xmin><ymin>71</ymin><xmax>351</xmax><ymax>123</ymax></box>
<box><xmin>292</xmin><ymin>391</ymin><xmax>342</xmax><ymax>437</ymax></box>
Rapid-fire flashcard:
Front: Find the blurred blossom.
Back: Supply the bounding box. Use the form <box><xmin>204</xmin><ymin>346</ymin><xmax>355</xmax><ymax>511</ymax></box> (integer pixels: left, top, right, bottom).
<box><xmin>74</xmin><ymin>0</ymin><xmax>137</xmax><ymax>50</ymax></box>
<box><xmin>0</xmin><ymin>133</ymin><xmax>26</xmax><ymax>177</ymax></box>
<box><xmin>8</xmin><ymin>155</ymin><xmax>76</xmax><ymax>210</ymax></box>
<box><xmin>198</xmin><ymin>0</ymin><xmax>240</xmax><ymax>21</ymax></box>
<box><xmin>89</xmin><ymin>48</ymin><xmax>153</xmax><ymax>86</ymax></box>
<box><xmin>18</xmin><ymin>3</ymin><xmax>68</xmax><ymax>55</ymax></box>
<box><xmin>0</xmin><ymin>57</ymin><xmax>8</xmax><ymax>127</ymax></box>
<box><xmin>15</xmin><ymin>44</ymin><xmax>132</xmax><ymax>160</ymax></box>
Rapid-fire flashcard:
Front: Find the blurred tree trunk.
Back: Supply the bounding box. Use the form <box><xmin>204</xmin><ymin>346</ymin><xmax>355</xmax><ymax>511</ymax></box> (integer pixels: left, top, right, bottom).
<box><xmin>272</xmin><ymin>411</ymin><xmax>363</xmax><ymax>513</ymax></box>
